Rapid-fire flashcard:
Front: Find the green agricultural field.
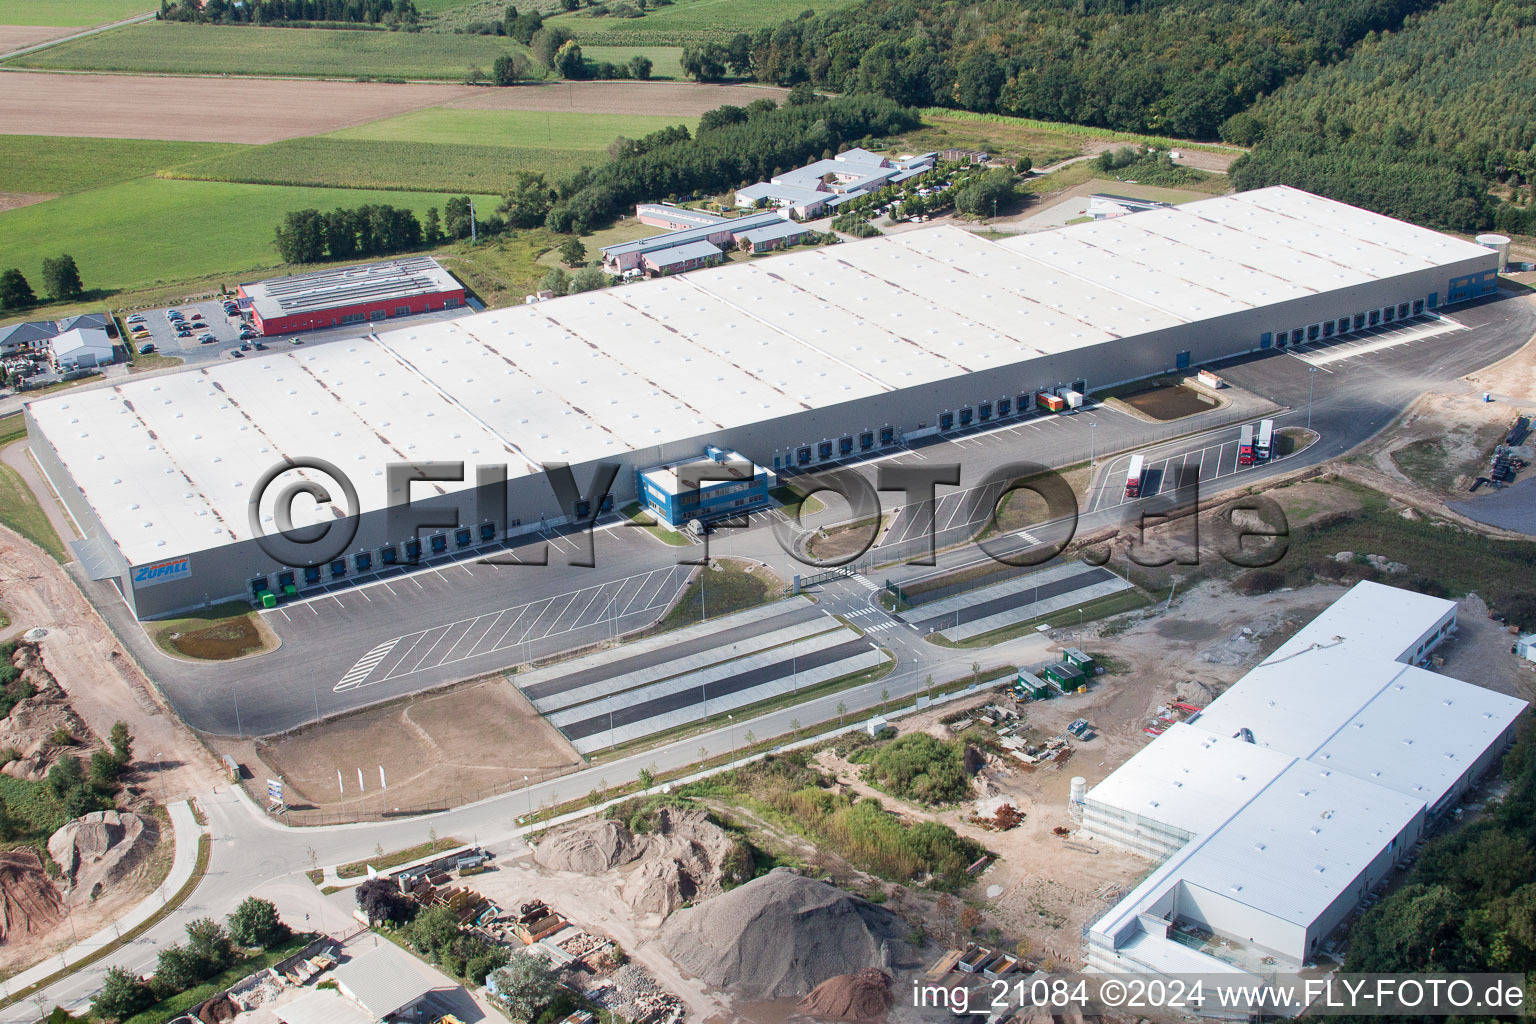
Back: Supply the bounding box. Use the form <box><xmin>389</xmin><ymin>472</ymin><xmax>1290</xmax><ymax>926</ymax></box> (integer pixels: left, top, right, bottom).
<box><xmin>329</xmin><ymin>107</ymin><xmax>695</xmax><ymax>148</ymax></box>
<box><xmin>545</xmin><ymin>0</ymin><xmax>860</xmax><ymax>44</ymax></box>
<box><xmin>581</xmin><ymin>44</ymin><xmax>684</xmax><ymax>79</ymax></box>
<box><xmin>0</xmin><ymin>135</ymin><xmax>236</xmax><ymax>195</ymax></box>
<box><xmin>8</xmin><ymin>20</ymin><xmax>540</xmax><ymax>79</ymax></box>
<box><xmin>0</xmin><ymin>0</ymin><xmax>151</xmax><ymax>26</ymax></box>
<box><xmin>165</xmin><ymin>137</ymin><xmax>593</xmax><ymax>193</ymax></box>
<box><xmin>0</xmin><ymin>179</ymin><xmax>496</xmax><ymax>293</ymax></box>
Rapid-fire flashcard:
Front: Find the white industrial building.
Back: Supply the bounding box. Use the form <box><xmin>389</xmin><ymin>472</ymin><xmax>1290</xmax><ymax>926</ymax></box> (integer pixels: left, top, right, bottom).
<box><xmin>1084</xmin><ymin>582</ymin><xmax>1526</xmax><ymax>977</ymax></box>
<box><xmin>25</xmin><ymin>187</ymin><xmax>1503</xmax><ymax>620</ymax></box>
<box><xmin>49</xmin><ymin>327</ymin><xmax>116</xmax><ymax>372</ymax></box>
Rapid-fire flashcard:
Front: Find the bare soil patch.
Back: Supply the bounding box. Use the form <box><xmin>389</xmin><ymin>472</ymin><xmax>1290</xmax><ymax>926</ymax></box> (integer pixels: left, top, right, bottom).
<box><xmin>446</xmin><ymin>80</ymin><xmax>787</xmax><ymax>117</ymax></box>
<box><xmin>1117</xmin><ymin>381</ymin><xmax>1219</xmax><ymax>421</ymax></box>
<box><xmin>0</xmin><ymin>25</ymin><xmax>71</xmax><ymax>52</ymax></box>
<box><xmin>0</xmin><ymin>72</ymin><xmax>477</xmax><ymax>143</ymax></box>
<box><xmin>1355</xmin><ymin>306</ymin><xmax>1536</xmax><ymax>527</ymax></box>
<box><xmin>0</xmin><ymin>191</ymin><xmax>55</xmax><ymax>211</ymax></box>
<box><xmin>239</xmin><ymin>674</ymin><xmax>579</xmax><ymax>817</ymax></box>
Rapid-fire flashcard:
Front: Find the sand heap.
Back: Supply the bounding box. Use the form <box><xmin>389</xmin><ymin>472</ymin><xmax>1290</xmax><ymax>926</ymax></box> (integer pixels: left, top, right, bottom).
<box><xmin>534</xmin><ymin>819</ymin><xmax>639</xmax><ymax>874</ymax></box>
<box><xmin>198</xmin><ymin>994</ymin><xmax>238</xmax><ymax>1023</ymax></box>
<box><xmin>796</xmin><ymin>968</ymin><xmax>895</xmax><ymax>1021</ymax></box>
<box><xmin>48</xmin><ymin>810</ymin><xmax>153</xmax><ymax>903</ymax></box>
<box><xmin>0</xmin><ymin>850</ymin><xmax>64</xmax><ymax>943</ymax></box>
<box><xmin>536</xmin><ymin>809</ymin><xmax>740</xmax><ymax>917</ymax></box>
<box><xmin>657</xmin><ymin>869</ymin><xmax>902</xmax><ymax>1000</ymax></box>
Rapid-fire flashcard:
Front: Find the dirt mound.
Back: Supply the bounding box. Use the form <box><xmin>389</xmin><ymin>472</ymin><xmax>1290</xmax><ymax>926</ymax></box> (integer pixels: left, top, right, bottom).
<box><xmin>48</xmin><ymin>810</ymin><xmax>153</xmax><ymax>903</ymax></box>
<box><xmin>538</xmin><ymin>809</ymin><xmax>740</xmax><ymax>918</ymax></box>
<box><xmin>0</xmin><ymin>647</ymin><xmax>90</xmax><ymax>781</ymax></box>
<box><xmin>797</xmin><ymin>968</ymin><xmax>894</xmax><ymax>1021</ymax></box>
<box><xmin>198</xmin><ymin>994</ymin><xmax>238</xmax><ymax>1023</ymax></box>
<box><xmin>534</xmin><ymin>819</ymin><xmax>640</xmax><ymax>874</ymax></box>
<box><xmin>0</xmin><ymin>850</ymin><xmax>63</xmax><ymax>943</ymax></box>
<box><xmin>1173</xmin><ymin>680</ymin><xmax>1217</xmax><ymax>707</ymax></box>
<box><xmin>657</xmin><ymin>869</ymin><xmax>902</xmax><ymax>1000</ymax></box>
<box><xmin>623</xmin><ymin>857</ymin><xmax>698</xmax><ymax>917</ymax></box>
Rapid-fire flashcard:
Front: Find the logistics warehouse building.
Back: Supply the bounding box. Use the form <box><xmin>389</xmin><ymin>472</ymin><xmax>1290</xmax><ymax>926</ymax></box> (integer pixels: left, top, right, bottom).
<box><xmin>1083</xmin><ymin>582</ymin><xmax>1527</xmax><ymax>978</ymax></box>
<box><xmin>238</xmin><ymin>256</ymin><xmax>466</xmax><ymax>336</ymax></box>
<box><xmin>27</xmin><ymin>187</ymin><xmax>1502</xmax><ymax>619</ymax></box>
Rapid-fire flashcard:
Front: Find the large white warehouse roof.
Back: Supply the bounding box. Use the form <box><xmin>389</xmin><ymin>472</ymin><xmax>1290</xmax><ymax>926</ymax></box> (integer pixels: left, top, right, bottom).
<box><xmin>27</xmin><ymin>188</ymin><xmax>1492</xmax><ymax>565</ymax></box>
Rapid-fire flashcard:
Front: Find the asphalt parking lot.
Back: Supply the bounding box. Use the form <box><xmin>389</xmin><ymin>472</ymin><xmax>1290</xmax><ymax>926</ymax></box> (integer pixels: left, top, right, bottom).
<box><xmin>124</xmin><ymin>297</ymin><xmax>258</xmax><ymax>363</ymax></box>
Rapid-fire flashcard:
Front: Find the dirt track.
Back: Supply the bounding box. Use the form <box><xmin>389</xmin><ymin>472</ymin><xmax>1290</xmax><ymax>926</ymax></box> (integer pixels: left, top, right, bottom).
<box><xmin>0</xmin><ymin>71</ymin><xmax>478</xmax><ymax>142</ymax></box>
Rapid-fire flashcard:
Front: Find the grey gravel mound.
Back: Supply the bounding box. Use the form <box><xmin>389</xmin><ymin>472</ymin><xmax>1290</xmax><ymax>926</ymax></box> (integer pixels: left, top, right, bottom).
<box><xmin>657</xmin><ymin>868</ymin><xmax>901</xmax><ymax>1000</ymax></box>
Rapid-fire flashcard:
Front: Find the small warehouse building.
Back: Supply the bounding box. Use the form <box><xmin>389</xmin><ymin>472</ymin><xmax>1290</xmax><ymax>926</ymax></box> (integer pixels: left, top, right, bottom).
<box><xmin>330</xmin><ymin>943</ymin><xmax>465</xmax><ymax>1022</ymax></box>
<box><xmin>638</xmin><ymin>446</ymin><xmax>774</xmax><ymax>528</ymax></box>
<box><xmin>26</xmin><ymin>187</ymin><xmax>1506</xmax><ymax>620</ymax></box>
<box><xmin>49</xmin><ymin>327</ymin><xmax>115</xmax><ymax>371</ymax></box>
<box><xmin>1085</xmin><ymin>582</ymin><xmax>1526</xmax><ymax>977</ymax></box>
<box><xmin>642</xmin><ymin>239</ymin><xmax>724</xmax><ymax>276</ymax></box>
<box><xmin>238</xmin><ymin>256</ymin><xmax>465</xmax><ymax>336</ymax></box>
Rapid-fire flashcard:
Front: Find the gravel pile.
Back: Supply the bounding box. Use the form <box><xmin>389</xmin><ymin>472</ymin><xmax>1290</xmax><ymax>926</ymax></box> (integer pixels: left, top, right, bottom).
<box><xmin>657</xmin><ymin>869</ymin><xmax>901</xmax><ymax>1000</ymax></box>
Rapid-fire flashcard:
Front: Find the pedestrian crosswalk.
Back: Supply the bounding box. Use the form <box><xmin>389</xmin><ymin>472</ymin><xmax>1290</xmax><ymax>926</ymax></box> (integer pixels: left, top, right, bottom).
<box><xmin>845</xmin><ymin>606</ymin><xmax>898</xmax><ymax>632</ymax></box>
<box><xmin>851</xmin><ymin>573</ymin><xmax>881</xmax><ymax>592</ymax></box>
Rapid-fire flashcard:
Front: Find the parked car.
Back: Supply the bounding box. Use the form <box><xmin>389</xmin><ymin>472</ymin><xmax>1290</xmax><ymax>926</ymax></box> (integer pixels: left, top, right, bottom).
<box><xmin>198</xmin><ymin>332</ymin><xmax>215</xmax><ymax>343</ymax></box>
<box><xmin>125</xmin><ymin>314</ymin><xmax>145</xmax><ymax>324</ymax></box>
<box><xmin>230</xmin><ymin>349</ymin><xmax>244</xmax><ymax>358</ymax></box>
<box><xmin>289</xmin><ymin>337</ymin><xmax>302</xmax><ymax>345</ymax></box>
<box><xmin>253</xmin><ymin>341</ymin><xmax>266</xmax><ymax>350</ymax></box>
<box><xmin>176</xmin><ymin>329</ymin><xmax>193</xmax><ymax>338</ymax></box>
<box><xmin>137</xmin><ymin>343</ymin><xmax>155</xmax><ymax>354</ymax></box>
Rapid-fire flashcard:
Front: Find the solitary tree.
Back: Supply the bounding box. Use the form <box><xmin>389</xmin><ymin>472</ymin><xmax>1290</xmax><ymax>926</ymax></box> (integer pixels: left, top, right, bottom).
<box><xmin>837</xmin><ymin>701</ymin><xmax>847</xmax><ymax>724</ymax></box>
<box><xmin>423</xmin><ymin>207</ymin><xmax>442</xmax><ymax>246</ymax></box>
<box><xmin>227</xmin><ymin>897</ymin><xmax>289</xmax><ymax>948</ymax></box>
<box><xmin>492</xmin><ymin>51</ymin><xmax>521</xmax><ymax>86</ymax></box>
<box><xmin>488</xmin><ymin>955</ymin><xmax>562</xmax><ymax>1021</ymax></box>
<box><xmin>41</xmin><ymin>254</ymin><xmax>84</xmax><ymax>301</ymax></box>
<box><xmin>637</xmin><ymin>767</ymin><xmax>654</xmax><ymax>790</ymax></box>
<box><xmin>628</xmin><ymin>54</ymin><xmax>652</xmax><ymax>80</ymax></box>
<box><xmin>552</xmin><ymin>40</ymin><xmax>585</xmax><ymax>79</ymax></box>
<box><xmin>110</xmin><ymin>721</ymin><xmax>132</xmax><ymax>765</ymax></box>
<box><xmin>559</xmin><ymin>236</ymin><xmax>587</xmax><ymax>266</ymax></box>
<box><xmin>0</xmin><ymin>268</ymin><xmax>36</xmax><ymax>310</ymax></box>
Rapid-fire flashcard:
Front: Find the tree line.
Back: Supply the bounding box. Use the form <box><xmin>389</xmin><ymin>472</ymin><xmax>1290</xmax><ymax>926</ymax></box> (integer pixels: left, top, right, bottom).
<box><xmin>272</xmin><ymin>199</ymin><xmax>477</xmax><ymax>264</ymax></box>
<box><xmin>1229</xmin><ymin>0</ymin><xmax>1536</xmax><ymax>233</ymax></box>
<box><xmin>93</xmin><ymin>899</ymin><xmax>293</xmax><ymax>1021</ymax></box>
<box><xmin>680</xmin><ymin>0</ymin><xmax>1440</xmax><ymax>140</ymax></box>
<box><xmin>158</xmin><ymin>0</ymin><xmax>419</xmax><ymax>25</ymax></box>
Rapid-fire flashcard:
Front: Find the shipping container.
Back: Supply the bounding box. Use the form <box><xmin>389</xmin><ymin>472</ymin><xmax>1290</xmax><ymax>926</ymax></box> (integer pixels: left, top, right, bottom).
<box><xmin>1037</xmin><ymin>392</ymin><xmax>1066</xmax><ymax>412</ymax></box>
<box><xmin>1124</xmin><ymin>454</ymin><xmax>1145</xmax><ymax>498</ymax></box>
<box><xmin>1064</xmin><ymin>389</ymin><xmax>1084</xmax><ymax>409</ymax></box>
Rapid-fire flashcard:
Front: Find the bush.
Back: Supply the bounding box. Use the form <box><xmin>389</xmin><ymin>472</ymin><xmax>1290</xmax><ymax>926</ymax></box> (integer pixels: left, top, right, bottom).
<box><xmin>864</xmin><ymin>734</ymin><xmax>970</xmax><ymax>805</ymax></box>
<box><xmin>227</xmin><ymin>897</ymin><xmax>290</xmax><ymax>948</ymax></box>
<box><xmin>355</xmin><ymin>877</ymin><xmax>412</xmax><ymax>926</ymax></box>
<box><xmin>93</xmin><ymin>966</ymin><xmax>153</xmax><ymax>1021</ymax></box>
<box><xmin>1233</xmin><ymin>568</ymin><xmax>1285</xmax><ymax>596</ymax></box>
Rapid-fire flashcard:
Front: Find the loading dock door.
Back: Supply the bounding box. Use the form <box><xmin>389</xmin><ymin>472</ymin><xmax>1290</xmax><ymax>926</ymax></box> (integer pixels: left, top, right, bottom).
<box><xmin>405</xmin><ymin>539</ymin><xmax>422</xmax><ymax>561</ymax></box>
<box><xmin>1175</xmin><ymin>351</ymin><xmax>1191</xmax><ymax>369</ymax></box>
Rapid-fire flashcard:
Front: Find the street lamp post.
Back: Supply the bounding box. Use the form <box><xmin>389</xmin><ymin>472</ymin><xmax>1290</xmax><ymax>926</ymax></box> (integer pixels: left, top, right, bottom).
<box><xmin>1307</xmin><ymin>366</ymin><xmax>1319</xmax><ymax>431</ymax></box>
<box><xmin>1089</xmin><ymin>421</ymin><xmax>1096</xmax><ymax>465</ymax></box>
<box><xmin>523</xmin><ymin>775</ymin><xmax>532</xmax><ymax>821</ymax></box>
<box><xmin>728</xmin><ymin>714</ymin><xmax>735</xmax><ymax>755</ymax></box>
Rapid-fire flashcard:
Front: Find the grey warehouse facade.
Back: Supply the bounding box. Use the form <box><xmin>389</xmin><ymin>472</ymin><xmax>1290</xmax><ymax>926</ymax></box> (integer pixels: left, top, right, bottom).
<box><xmin>27</xmin><ymin>186</ymin><xmax>1500</xmax><ymax>620</ymax></box>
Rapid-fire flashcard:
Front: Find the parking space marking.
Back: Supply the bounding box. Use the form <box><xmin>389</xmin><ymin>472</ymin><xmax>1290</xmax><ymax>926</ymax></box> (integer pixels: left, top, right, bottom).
<box><xmin>334</xmin><ymin>565</ymin><xmax>690</xmax><ymax>692</ymax></box>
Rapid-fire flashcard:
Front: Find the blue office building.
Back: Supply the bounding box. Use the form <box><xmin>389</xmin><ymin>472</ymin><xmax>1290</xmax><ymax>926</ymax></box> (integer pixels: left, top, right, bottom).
<box><xmin>638</xmin><ymin>446</ymin><xmax>775</xmax><ymax>528</ymax></box>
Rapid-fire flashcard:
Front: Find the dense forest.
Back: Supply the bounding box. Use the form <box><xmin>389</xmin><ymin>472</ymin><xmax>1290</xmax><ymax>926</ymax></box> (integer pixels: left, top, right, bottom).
<box><xmin>1345</xmin><ymin>725</ymin><xmax>1536</xmax><ymax>978</ymax></box>
<box><xmin>1229</xmin><ymin>0</ymin><xmax>1536</xmax><ymax>232</ymax></box>
<box><xmin>158</xmin><ymin>0</ymin><xmax>419</xmax><ymax>25</ymax></box>
<box><xmin>704</xmin><ymin>0</ymin><xmax>1439</xmax><ymax>140</ymax></box>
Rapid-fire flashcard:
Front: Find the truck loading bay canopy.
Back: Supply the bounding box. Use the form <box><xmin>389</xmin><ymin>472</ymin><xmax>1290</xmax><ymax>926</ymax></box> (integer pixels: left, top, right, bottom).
<box><xmin>28</xmin><ymin>188</ymin><xmax>1493</xmax><ymax>566</ymax></box>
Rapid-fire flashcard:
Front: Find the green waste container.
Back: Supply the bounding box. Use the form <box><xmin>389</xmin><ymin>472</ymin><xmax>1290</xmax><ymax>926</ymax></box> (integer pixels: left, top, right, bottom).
<box><xmin>261</xmin><ymin>592</ymin><xmax>277</xmax><ymax>609</ymax></box>
<box><xmin>283</xmin><ymin>584</ymin><xmax>298</xmax><ymax>597</ymax></box>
